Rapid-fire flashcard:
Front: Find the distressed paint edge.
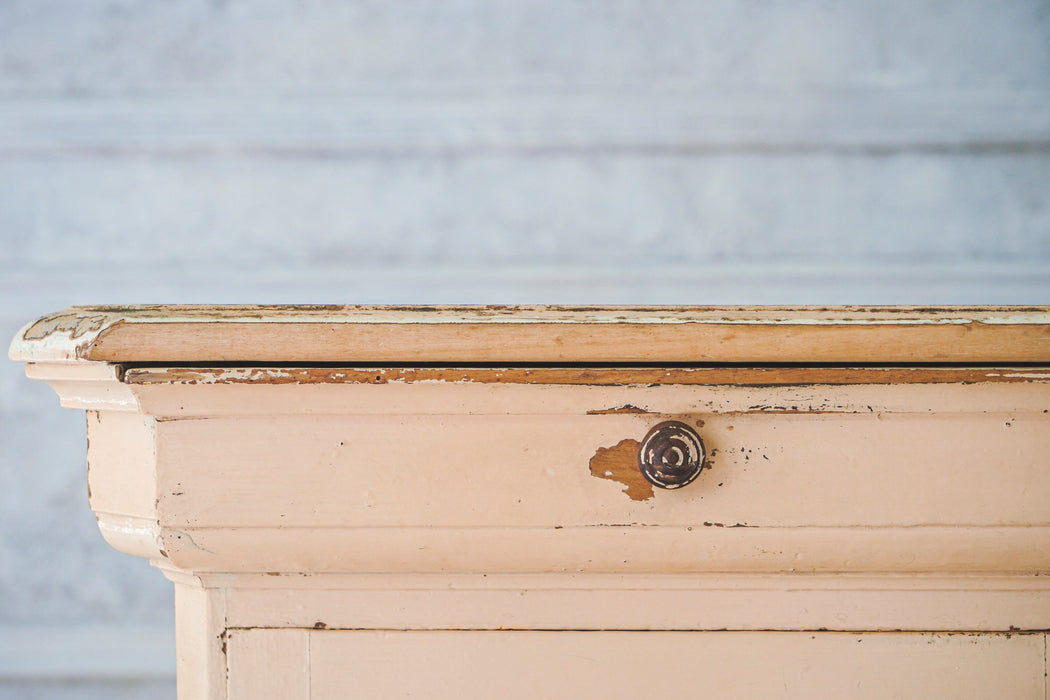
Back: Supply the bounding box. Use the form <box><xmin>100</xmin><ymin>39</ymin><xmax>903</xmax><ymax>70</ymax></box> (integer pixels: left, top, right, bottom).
<box><xmin>126</xmin><ymin>380</ymin><xmax>1050</xmax><ymax>417</ymax></box>
<box><xmin>10</xmin><ymin>305</ymin><xmax>1050</xmax><ymax>363</ymax></box>
<box><xmin>123</xmin><ymin>366</ymin><xmax>1050</xmax><ymax>386</ymax></box>
<box><xmin>53</xmin><ymin>304</ymin><xmax>1050</xmax><ymax>323</ymax></box>
<box><xmin>8</xmin><ymin>311</ymin><xmax>126</xmax><ymax>362</ymax></box>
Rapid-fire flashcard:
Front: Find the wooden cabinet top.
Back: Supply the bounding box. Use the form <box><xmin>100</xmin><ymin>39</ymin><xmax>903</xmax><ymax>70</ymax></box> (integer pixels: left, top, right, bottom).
<box><xmin>10</xmin><ymin>305</ymin><xmax>1050</xmax><ymax>364</ymax></box>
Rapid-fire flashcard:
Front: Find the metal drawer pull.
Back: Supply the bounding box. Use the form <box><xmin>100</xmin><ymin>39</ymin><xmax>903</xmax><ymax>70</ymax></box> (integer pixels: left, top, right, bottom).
<box><xmin>639</xmin><ymin>421</ymin><xmax>707</xmax><ymax>489</ymax></box>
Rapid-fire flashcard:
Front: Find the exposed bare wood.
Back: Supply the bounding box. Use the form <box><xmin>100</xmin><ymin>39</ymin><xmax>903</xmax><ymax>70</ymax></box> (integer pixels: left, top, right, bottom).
<box><xmin>10</xmin><ymin>305</ymin><xmax>1050</xmax><ymax>364</ymax></box>
<box><xmin>123</xmin><ymin>366</ymin><xmax>1050</xmax><ymax>386</ymax></box>
<box><xmin>588</xmin><ymin>438</ymin><xmax>651</xmax><ymax>501</ymax></box>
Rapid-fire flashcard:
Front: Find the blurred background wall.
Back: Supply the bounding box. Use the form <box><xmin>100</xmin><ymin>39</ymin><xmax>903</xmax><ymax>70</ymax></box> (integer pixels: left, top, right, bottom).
<box><xmin>1</xmin><ymin>1</ymin><xmax>1048</xmax><ymax>697</ymax></box>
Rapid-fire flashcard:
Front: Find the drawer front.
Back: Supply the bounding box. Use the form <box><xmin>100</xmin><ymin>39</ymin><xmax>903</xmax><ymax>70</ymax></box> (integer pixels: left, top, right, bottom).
<box><xmin>89</xmin><ymin>374</ymin><xmax>1050</xmax><ymax>575</ymax></box>
<box><xmin>226</xmin><ymin>628</ymin><xmax>1047</xmax><ymax>700</ymax></box>
<box><xmin>152</xmin><ymin>408</ymin><xmax>1050</xmax><ymax>528</ymax></box>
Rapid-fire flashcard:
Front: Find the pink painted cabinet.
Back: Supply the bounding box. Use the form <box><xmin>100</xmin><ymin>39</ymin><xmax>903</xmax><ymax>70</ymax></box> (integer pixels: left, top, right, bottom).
<box><xmin>10</xmin><ymin>306</ymin><xmax>1050</xmax><ymax>698</ymax></box>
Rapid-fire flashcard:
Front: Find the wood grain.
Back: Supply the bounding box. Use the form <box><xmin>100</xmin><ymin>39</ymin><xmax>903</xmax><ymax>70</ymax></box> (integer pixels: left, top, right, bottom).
<box><xmin>123</xmin><ymin>366</ymin><xmax>1050</xmax><ymax>386</ymax></box>
<box><xmin>11</xmin><ymin>305</ymin><xmax>1050</xmax><ymax>364</ymax></box>
<box><xmin>588</xmin><ymin>438</ymin><xmax>651</xmax><ymax>501</ymax></box>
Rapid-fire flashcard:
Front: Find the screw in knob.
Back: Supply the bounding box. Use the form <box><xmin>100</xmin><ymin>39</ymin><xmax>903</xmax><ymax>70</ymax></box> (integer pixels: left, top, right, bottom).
<box><xmin>638</xmin><ymin>420</ymin><xmax>706</xmax><ymax>489</ymax></box>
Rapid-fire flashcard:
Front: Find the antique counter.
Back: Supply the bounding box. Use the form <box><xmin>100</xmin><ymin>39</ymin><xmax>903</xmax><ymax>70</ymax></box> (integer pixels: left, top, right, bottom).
<box><xmin>9</xmin><ymin>305</ymin><xmax>1050</xmax><ymax>698</ymax></box>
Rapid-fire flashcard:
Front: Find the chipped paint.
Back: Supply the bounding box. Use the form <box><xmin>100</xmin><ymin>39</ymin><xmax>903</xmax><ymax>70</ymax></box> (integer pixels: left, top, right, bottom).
<box><xmin>22</xmin><ymin>311</ymin><xmax>112</xmax><ymax>340</ymax></box>
<box><xmin>34</xmin><ymin>304</ymin><xmax>1050</xmax><ymax>325</ymax></box>
<box><xmin>121</xmin><ymin>366</ymin><xmax>1050</xmax><ymax>387</ymax></box>
<box><xmin>586</xmin><ymin>404</ymin><xmax>652</xmax><ymax>415</ymax></box>
<box><xmin>12</xmin><ymin>305</ymin><xmax>1050</xmax><ymax>364</ymax></box>
<box><xmin>588</xmin><ymin>439</ymin><xmax>652</xmax><ymax>501</ymax></box>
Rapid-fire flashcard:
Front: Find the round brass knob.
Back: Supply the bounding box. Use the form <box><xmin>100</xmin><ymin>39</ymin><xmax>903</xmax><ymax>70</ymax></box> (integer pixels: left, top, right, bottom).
<box><xmin>638</xmin><ymin>421</ymin><xmax>706</xmax><ymax>489</ymax></box>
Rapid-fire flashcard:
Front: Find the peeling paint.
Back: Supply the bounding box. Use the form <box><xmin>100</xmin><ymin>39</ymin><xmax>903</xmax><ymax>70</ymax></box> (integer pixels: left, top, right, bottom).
<box><xmin>586</xmin><ymin>404</ymin><xmax>652</xmax><ymax>415</ymax></box>
<box><xmin>35</xmin><ymin>304</ymin><xmax>1050</xmax><ymax>325</ymax></box>
<box><xmin>13</xmin><ymin>306</ymin><xmax>1050</xmax><ymax>364</ymax></box>
<box><xmin>588</xmin><ymin>439</ymin><xmax>652</xmax><ymax>501</ymax></box>
<box><xmin>22</xmin><ymin>311</ymin><xmax>111</xmax><ymax>341</ymax></box>
<box><xmin>121</xmin><ymin>366</ymin><xmax>1050</xmax><ymax>387</ymax></box>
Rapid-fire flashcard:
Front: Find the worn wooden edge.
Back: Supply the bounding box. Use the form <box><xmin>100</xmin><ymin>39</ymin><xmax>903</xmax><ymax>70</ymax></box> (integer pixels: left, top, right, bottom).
<box><xmin>9</xmin><ymin>305</ymin><xmax>1050</xmax><ymax>363</ymax></box>
<box><xmin>122</xmin><ymin>366</ymin><xmax>1050</xmax><ymax>386</ymax></box>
